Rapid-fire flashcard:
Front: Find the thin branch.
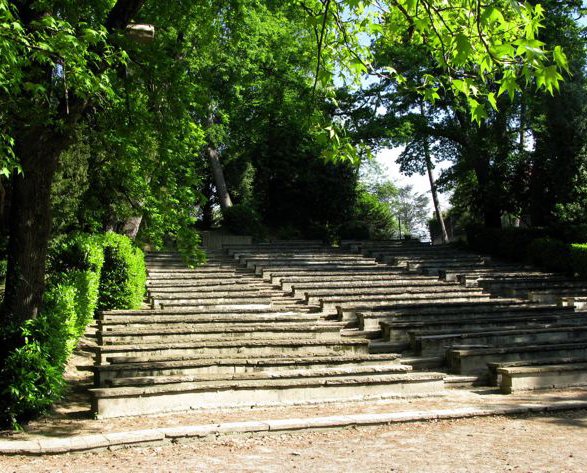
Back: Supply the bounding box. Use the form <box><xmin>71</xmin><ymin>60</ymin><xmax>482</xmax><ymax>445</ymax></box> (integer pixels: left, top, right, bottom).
<box><xmin>311</xmin><ymin>0</ymin><xmax>332</xmax><ymax>99</ymax></box>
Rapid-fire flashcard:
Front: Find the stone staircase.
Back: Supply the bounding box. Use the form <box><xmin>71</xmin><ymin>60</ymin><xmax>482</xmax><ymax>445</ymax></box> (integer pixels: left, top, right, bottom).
<box><xmin>340</xmin><ymin>239</ymin><xmax>587</xmax><ymax>392</ymax></box>
<box><xmin>90</xmin><ymin>239</ymin><xmax>587</xmax><ymax>418</ymax></box>
<box><xmin>90</xmin><ymin>243</ymin><xmax>445</xmax><ymax>418</ymax></box>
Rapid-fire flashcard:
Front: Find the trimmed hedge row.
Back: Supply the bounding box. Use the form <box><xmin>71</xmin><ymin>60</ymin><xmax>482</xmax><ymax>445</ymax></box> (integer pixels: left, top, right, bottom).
<box><xmin>0</xmin><ymin>232</ymin><xmax>145</xmax><ymax>429</ymax></box>
<box><xmin>466</xmin><ymin>225</ymin><xmax>587</xmax><ymax>278</ymax></box>
<box><xmin>98</xmin><ymin>232</ymin><xmax>146</xmax><ymax>311</ymax></box>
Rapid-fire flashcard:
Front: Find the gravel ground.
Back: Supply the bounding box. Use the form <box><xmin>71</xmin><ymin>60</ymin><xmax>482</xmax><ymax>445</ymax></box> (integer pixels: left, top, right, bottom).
<box><xmin>2</xmin><ymin>410</ymin><xmax>586</xmax><ymax>472</ymax></box>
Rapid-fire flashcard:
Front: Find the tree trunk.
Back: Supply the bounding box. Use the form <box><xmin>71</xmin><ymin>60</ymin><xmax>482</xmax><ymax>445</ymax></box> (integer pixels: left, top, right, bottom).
<box><xmin>120</xmin><ymin>215</ymin><xmax>143</xmax><ymax>239</ymax></box>
<box><xmin>424</xmin><ymin>153</ymin><xmax>448</xmax><ymax>244</ymax></box>
<box><xmin>207</xmin><ymin>142</ymin><xmax>233</xmax><ymax>211</ymax></box>
<box><xmin>2</xmin><ymin>130</ymin><xmax>65</xmax><ymax>323</ymax></box>
<box><xmin>419</xmin><ymin>102</ymin><xmax>448</xmax><ymax>244</ymax></box>
<box><xmin>1</xmin><ymin>0</ymin><xmax>147</xmax><ymax>325</ymax></box>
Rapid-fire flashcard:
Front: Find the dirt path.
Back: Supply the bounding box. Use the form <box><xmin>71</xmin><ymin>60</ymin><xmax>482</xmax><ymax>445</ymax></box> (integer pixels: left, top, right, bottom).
<box><xmin>2</xmin><ymin>409</ymin><xmax>586</xmax><ymax>472</ymax></box>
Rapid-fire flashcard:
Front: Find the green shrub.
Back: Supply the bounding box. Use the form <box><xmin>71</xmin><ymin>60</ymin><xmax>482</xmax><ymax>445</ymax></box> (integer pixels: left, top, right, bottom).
<box><xmin>0</xmin><ymin>320</ymin><xmax>65</xmax><ymax>429</ymax></box>
<box><xmin>223</xmin><ymin>204</ymin><xmax>266</xmax><ymax>239</ymax></box>
<box><xmin>339</xmin><ymin>220</ymin><xmax>371</xmax><ymax>240</ymax></box>
<box><xmin>353</xmin><ymin>191</ymin><xmax>396</xmax><ymax>240</ymax></box>
<box><xmin>98</xmin><ymin>232</ymin><xmax>146</xmax><ymax>310</ymax></box>
<box><xmin>528</xmin><ymin>238</ymin><xmax>572</xmax><ymax>273</ymax></box>
<box><xmin>0</xmin><ymin>233</ymin><xmax>105</xmax><ymax>429</ymax></box>
<box><xmin>571</xmin><ymin>244</ymin><xmax>587</xmax><ymax>278</ymax></box>
<box><xmin>466</xmin><ymin>225</ymin><xmax>549</xmax><ymax>261</ymax></box>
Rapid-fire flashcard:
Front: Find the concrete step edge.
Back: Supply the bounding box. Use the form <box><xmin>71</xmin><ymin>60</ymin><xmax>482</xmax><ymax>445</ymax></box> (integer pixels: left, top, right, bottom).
<box><xmin>4</xmin><ymin>401</ymin><xmax>587</xmax><ymax>455</ymax></box>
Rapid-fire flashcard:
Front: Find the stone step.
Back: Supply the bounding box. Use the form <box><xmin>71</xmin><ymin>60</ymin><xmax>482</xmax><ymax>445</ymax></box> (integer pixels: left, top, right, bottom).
<box><xmin>360</xmin><ymin>304</ymin><xmax>572</xmax><ymax>331</ymax></box>
<box><xmin>321</xmin><ymin>291</ymin><xmax>490</xmax><ymax>313</ymax></box>
<box><xmin>529</xmin><ymin>288</ymin><xmax>587</xmax><ymax>304</ymax></box>
<box><xmin>382</xmin><ymin>312</ymin><xmax>587</xmax><ymax>344</ymax></box>
<box><xmin>413</xmin><ymin>324</ymin><xmax>587</xmax><ymax>356</ymax></box>
<box><xmin>147</xmin><ymin>265</ymin><xmax>246</xmax><ymax>272</ymax></box>
<box><xmin>498</xmin><ymin>362</ymin><xmax>587</xmax><ymax>394</ymax></box>
<box><xmin>93</xmin><ymin>353</ymin><xmax>404</xmax><ymax>384</ymax></box>
<box><xmin>147</xmin><ymin>271</ymin><xmax>250</xmax><ymax>280</ymax></box>
<box><xmin>156</xmin><ymin>299</ymin><xmax>273</xmax><ymax>309</ymax></box>
<box><xmin>98</xmin><ymin>323</ymin><xmax>343</xmax><ymax>344</ymax></box>
<box><xmin>146</xmin><ymin>278</ymin><xmax>265</xmax><ymax>288</ymax></box>
<box><xmin>106</xmin><ymin>365</ymin><xmax>413</xmax><ymax>387</ymax></box>
<box><xmin>383</xmin><ymin>255</ymin><xmax>486</xmax><ymax>266</ymax></box>
<box><xmin>561</xmin><ymin>296</ymin><xmax>587</xmax><ymax>309</ymax></box>
<box><xmin>411</xmin><ymin>261</ymin><xmax>490</xmax><ymax>273</ymax></box>
<box><xmin>447</xmin><ymin>341</ymin><xmax>587</xmax><ymax>376</ymax></box>
<box><xmin>99</xmin><ymin>307</ymin><xmax>309</xmax><ymax>320</ymax></box>
<box><xmin>480</xmin><ymin>279</ymin><xmax>587</xmax><ymax>293</ymax></box>
<box><xmin>268</xmin><ymin>267</ymin><xmax>405</xmax><ymax>282</ymax></box>
<box><xmin>303</xmin><ymin>284</ymin><xmax>467</xmax><ymax>303</ymax></box>
<box><xmin>147</xmin><ymin>282</ymin><xmax>268</xmax><ymax>292</ymax></box>
<box><xmin>397</xmin><ymin>355</ymin><xmax>444</xmax><ymax>370</ymax></box>
<box><xmin>97</xmin><ymin>338</ymin><xmax>370</xmax><ymax>363</ymax></box>
<box><xmin>236</xmin><ymin>253</ymin><xmax>369</xmax><ymax>262</ymax></box>
<box><xmin>372</xmin><ymin>249</ymin><xmax>475</xmax><ymax>259</ymax></box>
<box><xmin>439</xmin><ymin>268</ymin><xmax>541</xmax><ymax>282</ymax></box>
<box><xmin>487</xmin><ymin>357</ymin><xmax>587</xmax><ymax>385</ymax></box>
<box><xmin>90</xmin><ymin>370</ymin><xmax>445</xmax><ymax>418</ymax></box>
<box><xmin>225</xmin><ymin>245</ymin><xmax>326</xmax><ymax>255</ymax></box>
<box><xmin>261</xmin><ymin>265</ymin><xmax>388</xmax><ymax>281</ymax></box>
<box><xmin>149</xmin><ymin>289</ymin><xmax>275</xmax><ymax>300</ymax></box>
<box><xmin>280</xmin><ymin>274</ymin><xmax>434</xmax><ymax>291</ymax></box>
<box><xmin>252</xmin><ymin>261</ymin><xmax>378</xmax><ymax>275</ymax></box>
<box><xmin>290</xmin><ymin>280</ymin><xmax>457</xmax><ymax>298</ymax></box>
<box><xmin>344</xmin><ymin>299</ymin><xmax>526</xmax><ymax>326</ymax></box>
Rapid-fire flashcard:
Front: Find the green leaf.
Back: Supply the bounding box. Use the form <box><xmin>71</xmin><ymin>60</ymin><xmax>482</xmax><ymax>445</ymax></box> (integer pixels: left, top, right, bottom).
<box><xmin>553</xmin><ymin>46</ymin><xmax>569</xmax><ymax>72</ymax></box>
<box><xmin>487</xmin><ymin>92</ymin><xmax>498</xmax><ymax>111</ymax></box>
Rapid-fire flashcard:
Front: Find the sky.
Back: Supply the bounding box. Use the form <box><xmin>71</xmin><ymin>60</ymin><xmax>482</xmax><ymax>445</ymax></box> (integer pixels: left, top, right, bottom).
<box><xmin>374</xmin><ymin>146</ymin><xmax>452</xmax><ymax>217</ymax></box>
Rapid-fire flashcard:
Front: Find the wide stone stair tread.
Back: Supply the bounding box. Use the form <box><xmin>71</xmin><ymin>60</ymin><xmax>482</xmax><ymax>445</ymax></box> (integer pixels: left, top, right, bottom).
<box><xmin>106</xmin><ymin>365</ymin><xmax>414</xmax><ymax>387</ymax></box>
<box><xmin>99</xmin><ymin>314</ymin><xmax>320</xmax><ymax>325</ymax></box>
<box><xmin>414</xmin><ymin>322</ymin><xmax>587</xmax><ymax>339</ymax></box>
<box><xmin>91</xmin><ymin>372</ymin><xmax>444</xmax><ymax>397</ymax></box>
<box><xmin>104</xmin><ymin>352</ymin><xmax>404</xmax><ymax>365</ymax></box>
<box><xmin>356</xmin><ymin>299</ymin><xmax>530</xmax><ymax>315</ymax></box>
<box><xmin>100</xmin><ymin>322</ymin><xmax>344</xmax><ymax>335</ymax></box>
<box><xmin>92</xmin><ymin>240</ymin><xmax>587</xmax><ymax>417</ymax></box>
<box><xmin>99</xmin><ymin>338</ymin><xmax>369</xmax><ymax>351</ymax></box>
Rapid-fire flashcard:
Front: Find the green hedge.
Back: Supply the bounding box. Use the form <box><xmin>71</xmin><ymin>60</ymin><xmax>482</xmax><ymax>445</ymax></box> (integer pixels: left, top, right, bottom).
<box><xmin>223</xmin><ymin>204</ymin><xmax>267</xmax><ymax>239</ymax></box>
<box><xmin>0</xmin><ymin>232</ymin><xmax>145</xmax><ymax>429</ymax></box>
<box><xmin>527</xmin><ymin>238</ymin><xmax>572</xmax><ymax>273</ymax></box>
<box><xmin>0</xmin><ymin>233</ymin><xmax>105</xmax><ymax>428</ymax></box>
<box><xmin>466</xmin><ymin>225</ymin><xmax>549</xmax><ymax>261</ymax></box>
<box><xmin>571</xmin><ymin>244</ymin><xmax>587</xmax><ymax>278</ymax></box>
<box><xmin>466</xmin><ymin>225</ymin><xmax>587</xmax><ymax>278</ymax></box>
<box><xmin>97</xmin><ymin>232</ymin><xmax>146</xmax><ymax>311</ymax></box>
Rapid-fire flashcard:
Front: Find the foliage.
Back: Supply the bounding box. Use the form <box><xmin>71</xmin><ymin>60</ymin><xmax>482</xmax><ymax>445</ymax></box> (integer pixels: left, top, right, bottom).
<box><xmin>466</xmin><ymin>225</ymin><xmax>549</xmax><ymax>261</ymax></box>
<box><xmin>0</xmin><ymin>232</ymin><xmax>106</xmax><ymax>429</ymax></box>
<box><xmin>338</xmin><ymin>220</ymin><xmax>371</xmax><ymax>241</ymax></box>
<box><xmin>351</xmin><ymin>189</ymin><xmax>397</xmax><ymax>240</ymax></box>
<box><xmin>571</xmin><ymin>244</ymin><xmax>587</xmax><ymax>278</ymax></box>
<box><xmin>97</xmin><ymin>232</ymin><xmax>146</xmax><ymax>311</ymax></box>
<box><xmin>528</xmin><ymin>237</ymin><xmax>572</xmax><ymax>273</ymax></box>
<box><xmin>223</xmin><ymin>204</ymin><xmax>266</xmax><ymax>239</ymax></box>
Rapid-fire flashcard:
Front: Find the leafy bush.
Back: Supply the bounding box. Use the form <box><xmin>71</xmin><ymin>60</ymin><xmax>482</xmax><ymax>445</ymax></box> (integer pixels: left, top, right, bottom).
<box><xmin>0</xmin><ymin>259</ymin><xmax>7</xmax><ymax>282</ymax></box>
<box><xmin>466</xmin><ymin>225</ymin><xmax>549</xmax><ymax>261</ymax></box>
<box><xmin>339</xmin><ymin>220</ymin><xmax>371</xmax><ymax>240</ymax></box>
<box><xmin>223</xmin><ymin>204</ymin><xmax>266</xmax><ymax>239</ymax></box>
<box><xmin>352</xmin><ymin>191</ymin><xmax>396</xmax><ymax>240</ymax></box>
<box><xmin>0</xmin><ymin>320</ymin><xmax>65</xmax><ymax>429</ymax></box>
<box><xmin>0</xmin><ymin>233</ymin><xmax>105</xmax><ymax>429</ymax></box>
<box><xmin>98</xmin><ymin>232</ymin><xmax>146</xmax><ymax>310</ymax></box>
<box><xmin>528</xmin><ymin>238</ymin><xmax>572</xmax><ymax>273</ymax></box>
<box><xmin>0</xmin><ymin>232</ymin><xmax>147</xmax><ymax>429</ymax></box>
<box><xmin>571</xmin><ymin>244</ymin><xmax>587</xmax><ymax>278</ymax></box>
